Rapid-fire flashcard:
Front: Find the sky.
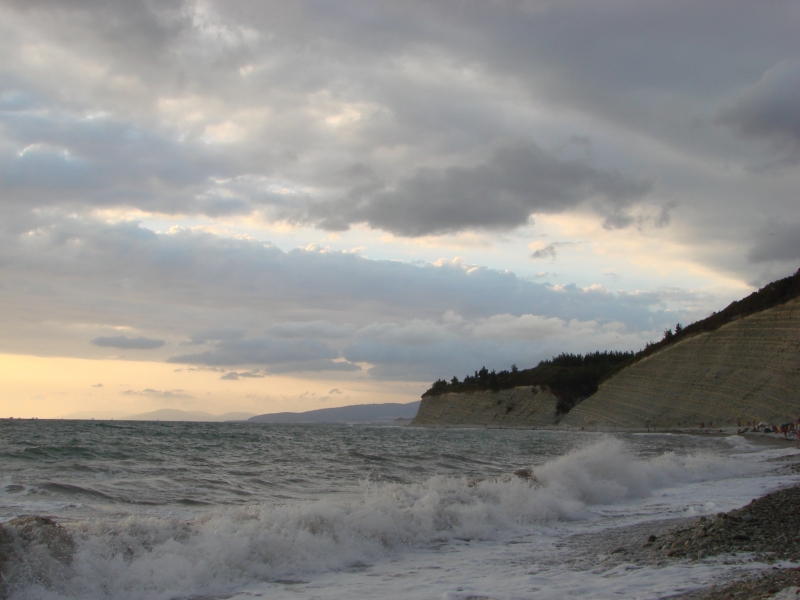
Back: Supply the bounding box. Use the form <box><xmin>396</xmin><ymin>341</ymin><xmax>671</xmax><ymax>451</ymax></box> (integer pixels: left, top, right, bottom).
<box><xmin>1</xmin><ymin>0</ymin><xmax>798</xmax><ymax>419</ymax></box>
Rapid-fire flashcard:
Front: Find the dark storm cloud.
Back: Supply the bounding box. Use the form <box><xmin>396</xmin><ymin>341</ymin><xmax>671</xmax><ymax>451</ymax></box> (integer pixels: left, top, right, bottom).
<box><xmin>91</xmin><ymin>335</ymin><xmax>165</xmax><ymax>349</ymax></box>
<box><xmin>302</xmin><ymin>142</ymin><xmax>652</xmax><ymax>236</ymax></box>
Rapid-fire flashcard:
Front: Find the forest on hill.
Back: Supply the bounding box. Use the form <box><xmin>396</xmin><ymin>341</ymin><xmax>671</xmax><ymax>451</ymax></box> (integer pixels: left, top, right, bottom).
<box><xmin>422</xmin><ymin>350</ymin><xmax>635</xmax><ymax>414</ymax></box>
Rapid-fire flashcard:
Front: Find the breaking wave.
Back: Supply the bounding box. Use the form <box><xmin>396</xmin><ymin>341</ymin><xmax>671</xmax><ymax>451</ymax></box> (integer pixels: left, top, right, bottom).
<box><xmin>5</xmin><ymin>438</ymin><xmax>754</xmax><ymax>600</ymax></box>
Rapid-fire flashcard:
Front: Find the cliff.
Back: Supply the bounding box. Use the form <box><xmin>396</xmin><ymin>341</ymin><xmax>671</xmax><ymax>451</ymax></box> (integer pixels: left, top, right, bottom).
<box><xmin>410</xmin><ymin>386</ymin><xmax>559</xmax><ymax>427</ymax></box>
<box><xmin>561</xmin><ymin>297</ymin><xmax>800</xmax><ymax>429</ymax></box>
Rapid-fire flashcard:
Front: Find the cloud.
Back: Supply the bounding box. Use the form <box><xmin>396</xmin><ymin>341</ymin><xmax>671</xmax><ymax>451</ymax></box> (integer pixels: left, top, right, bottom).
<box><xmin>266</xmin><ymin>321</ymin><xmax>356</xmax><ymax>339</ymax></box>
<box><xmin>3</xmin><ymin>219</ymin><xmax>667</xmax><ymax>334</ymax></box>
<box><xmin>185</xmin><ymin>328</ymin><xmax>246</xmax><ymax>345</ymax></box>
<box><xmin>300</xmin><ymin>141</ymin><xmax>652</xmax><ymax>236</ymax></box>
<box><xmin>90</xmin><ymin>335</ymin><xmax>165</xmax><ymax>349</ymax></box>
<box><xmin>91</xmin><ymin>383</ymin><xmax>103</xmax><ymax>388</ymax></box>
<box><xmin>748</xmin><ymin>223</ymin><xmax>800</xmax><ymax>264</ymax></box>
<box><xmin>168</xmin><ymin>335</ymin><xmax>359</xmax><ymax>371</ymax></box>
<box><xmin>3</xmin><ymin>1</ymin><xmax>791</xmax><ymax>388</ymax></box>
<box><xmin>718</xmin><ymin>61</ymin><xmax>800</xmax><ymax>164</ymax></box>
<box><xmin>121</xmin><ymin>388</ymin><xmax>193</xmax><ymax>399</ymax></box>
<box><xmin>531</xmin><ymin>245</ymin><xmax>558</xmax><ymax>260</ymax></box>
<box><xmin>220</xmin><ymin>370</ymin><xmax>266</xmax><ymax>380</ymax></box>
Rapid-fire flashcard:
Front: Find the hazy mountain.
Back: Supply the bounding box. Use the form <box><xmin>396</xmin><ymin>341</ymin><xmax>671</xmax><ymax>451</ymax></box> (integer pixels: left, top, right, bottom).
<box><xmin>248</xmin><ymin>401</ymin><xmax>420</xmax><ymax>423</ymax></box>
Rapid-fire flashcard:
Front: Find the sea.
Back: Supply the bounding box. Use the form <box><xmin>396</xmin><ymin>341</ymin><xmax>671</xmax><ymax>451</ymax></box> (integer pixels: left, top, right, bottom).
<box><xmin>1</xmin><ymin>420</ymin><xmax>799</xmax><ymax>600</ymax></box>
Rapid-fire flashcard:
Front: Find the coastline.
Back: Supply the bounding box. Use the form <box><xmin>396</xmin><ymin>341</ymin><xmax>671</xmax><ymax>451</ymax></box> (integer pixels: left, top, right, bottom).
<box><xmin>409</xmin><ymin>421</ymin><xmax>800</xmax><ymax>445</ymax></box>
<box><xmin>574</xmin><ymin>461</ymin><xmax>800</xmax><ymax>599</ymax></box>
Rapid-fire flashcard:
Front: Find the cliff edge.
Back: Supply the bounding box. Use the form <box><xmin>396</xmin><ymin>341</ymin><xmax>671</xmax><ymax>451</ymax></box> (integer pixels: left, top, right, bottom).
<box><xmin>561</xmin><ymin>297</ymin><xmax>800</xmax><ymax>429</ymax></box>
<box><xmin>411</xmin><ymin>386</ymin><xmax>559</xmax><ymax>427</ymax></box>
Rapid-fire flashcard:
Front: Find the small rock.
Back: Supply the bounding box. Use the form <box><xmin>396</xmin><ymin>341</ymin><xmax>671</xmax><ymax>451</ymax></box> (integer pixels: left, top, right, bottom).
<box><xmin>647</xmin><ymin>535</ymin><xmax>658</xmax><ymax>542</ymax></box>
<box><xmin>513</xmin><ymin>468</ymin><xmax>533</xmax><ymax>480</ymax></box>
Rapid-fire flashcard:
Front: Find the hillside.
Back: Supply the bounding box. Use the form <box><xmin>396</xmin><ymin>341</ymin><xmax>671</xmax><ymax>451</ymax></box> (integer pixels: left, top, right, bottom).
<box><xmin>561</xmin><ymin>295</ymin><xmax>800</xmax><ymax>429</ymax></box>
<box><xmin>600</xmin><ymin>268</ymin><xmax>800</xmax><ymax>382</ymax></box>
<box><xmin>412</xmin><ymin>268</ymin><xmax>800</xmax><ymax>429</ymax></box>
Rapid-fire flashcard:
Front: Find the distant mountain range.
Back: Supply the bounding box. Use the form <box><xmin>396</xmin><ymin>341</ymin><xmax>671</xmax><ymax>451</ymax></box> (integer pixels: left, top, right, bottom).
<box><xmin>60</xmin><ymin>402</ymin><xmax>421</xmax><ymax>422</ymax></box>
<box><xmin>248</xmin><ymin>401</ymin><xmax>421</xmax><ymax>423</ymax></box>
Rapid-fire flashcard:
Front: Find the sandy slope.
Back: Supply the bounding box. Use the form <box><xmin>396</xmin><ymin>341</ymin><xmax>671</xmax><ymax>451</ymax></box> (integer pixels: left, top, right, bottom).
<box><xmin>561</xmin><ymin>297</ymin><xmax>800</xmax><ymax>430</ymax></box>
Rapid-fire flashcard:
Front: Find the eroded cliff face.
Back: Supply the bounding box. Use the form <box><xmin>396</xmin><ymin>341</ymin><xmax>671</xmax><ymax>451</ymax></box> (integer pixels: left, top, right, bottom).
<box><xmin>561</xmin><ymin>297</ymin><xmax>800</xmax><ymax>429</ymax></box>
<box><xmin>411</xmin><ymin>386</ymin><xmax>559</xmax><ymax>427</ymax></box>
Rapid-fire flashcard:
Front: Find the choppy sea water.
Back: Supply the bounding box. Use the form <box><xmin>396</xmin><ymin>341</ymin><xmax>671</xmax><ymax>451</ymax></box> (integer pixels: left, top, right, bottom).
<box><xmin>1</xmin><ymin>420</ymin><xmax>798</xmax><ymax>600</ymax></box>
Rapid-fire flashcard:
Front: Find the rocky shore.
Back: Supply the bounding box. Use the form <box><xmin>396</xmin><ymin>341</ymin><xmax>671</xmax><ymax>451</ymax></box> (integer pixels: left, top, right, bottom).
<box><xmin>591</xmin><ymin>480</ymin><xmax>800</xmax><ymax>599</ymax></box>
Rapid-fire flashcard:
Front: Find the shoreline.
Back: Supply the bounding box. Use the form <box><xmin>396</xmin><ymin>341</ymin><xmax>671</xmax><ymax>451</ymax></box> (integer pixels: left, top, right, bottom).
<box><xmin>575</xmin><ymin>468</ymin><xmax>800</xmax><ymax>598</ymax></box>
<box><xmin>410</xmin><ymin>422</ymin><xmax>800</xmax><ymax>443</ymax></box>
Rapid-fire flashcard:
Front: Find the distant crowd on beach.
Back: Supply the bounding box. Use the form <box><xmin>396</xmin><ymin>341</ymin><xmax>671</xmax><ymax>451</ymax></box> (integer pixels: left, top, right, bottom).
<box><xmin>733</xmin><ymin>418</ymin><xmax>800</xmax><ymax>438</ymax></box>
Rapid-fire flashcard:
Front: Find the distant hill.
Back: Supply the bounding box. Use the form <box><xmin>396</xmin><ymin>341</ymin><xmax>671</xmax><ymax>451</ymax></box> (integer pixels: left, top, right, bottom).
<box><xmin>248</xmin><ymin>401</ymin><xmax>421</xmax><ymax>423</ymax></box>
<box><xmin>121</xmin><ymin>409</ymin><xmax>256</xmax><ymax>422</ymax></box>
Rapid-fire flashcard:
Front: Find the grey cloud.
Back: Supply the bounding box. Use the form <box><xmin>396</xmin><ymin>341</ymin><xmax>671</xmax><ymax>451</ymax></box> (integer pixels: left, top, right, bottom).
<box><xmin>748</xmin><ymin>223</ymin><xmax>800</xmax><ymax>264</ymax></box>
<box><xmin>0</xmin><ymin>0</ymin><xmax>795</xmax><ymax>265</ymax></box>
<box><xmin>266</xmin><ymin>321</ymin><xmax>356</xmax><ymax>339</ymax></box>
<box><xmin>0</xmin><ymin>214</ymin><xmax>700</xmax><ymax>380</ymax></box>
<box><xmin>531</xmin><ymin>241</ymin><xmax>581</xmax><ymax>260</ymax></box>
<box><xmin>718</xmin><ymin>61</ymin><xmax>800</xmax><ymax>163</ymax></box>
<box><xmin>186</xmin><ymin>328</ymin><xmax>246</xmax><ymax>345</ymax></box>
<box><xmin>261</xmin><ymin>360</ymin><xmax>361</xmax><ymax>374</ymax></box>
<box><xmin>167</xmin><ymin>337</ymin><xmax>348</xmax><ymax>368</ymax></box>
<box><xmin>91</xmin><ymin>335</ymin><xmax>165</xmax><ymax>349</ymax></box>
<box><xmin>220</xmin><ymin>370</ymin><xmax>265</xmax><ymax>380</ymax></box>
<box><xmin>531</xmin><ymin>246</ymin><xmax>557</xmax><ymax>260</ymax></box>
<box><xmin>0</xmin><ymin>108</ymin><xmax>244</xmax><ymax>215</ymax></box>
<box><xmin>303</xmin><ymin>142</ymin><xmax>652</xmax><ymax>236</ymax></box>
<box><xmin>1</xmin><ymin>218</ymin><xmax>674</xmax><ymax>343</ymax></box>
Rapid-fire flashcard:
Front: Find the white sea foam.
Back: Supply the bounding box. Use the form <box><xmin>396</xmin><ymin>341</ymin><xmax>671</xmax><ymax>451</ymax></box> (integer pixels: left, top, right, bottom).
<box><xmin>11</xmin><ymin>437</ymin><xmax>796</xmax><ymax>600</ymax></box>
